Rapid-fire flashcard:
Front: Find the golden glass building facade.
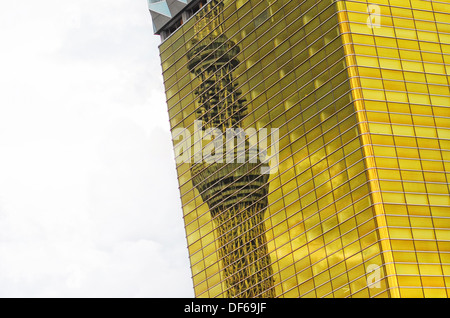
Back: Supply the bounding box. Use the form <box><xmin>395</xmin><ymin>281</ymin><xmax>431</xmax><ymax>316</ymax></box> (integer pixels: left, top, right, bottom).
<box><xmin>152</xmin><ymin>0</ymin><xmax>450</xmax><ymax>297</ymax></box>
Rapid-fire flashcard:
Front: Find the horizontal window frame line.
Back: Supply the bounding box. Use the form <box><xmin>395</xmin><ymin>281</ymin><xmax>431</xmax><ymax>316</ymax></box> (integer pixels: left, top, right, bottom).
<box><xmin>336</xmin><ymin>32</ymin><xmax>450</xmax><ymax>59</ymax></box>
<box><xmin>366</xmin><ymin>166</ymin><xmax>450</xmax><ymax>179</ymax></box>
<box><xmin>338</xmin><ymin>53</ymin><xmax>450</xmax><ymax>79</ymax></box>
<box><xmin>349</xmin><ymin>42</ymin><xmax>450</xmax><ymax>61</ymax></box>
<box><xmin>372</xmin><ymin>149</ymin><xmax>450</xmax><ymax>163</ymax></box>
<box><xmin>344</xmin><ymin>53</ymin><xmax>450</xmax><ymax>70</ymax></box>
<box><xmin>370</xmin><ymin>143</ymin><xmax>450</xmax><ymax>153</ymax></box>
<box><xmin>346</xmin><ymin>19</ymin><xmax>450</xmax><ymax>38</ymax></box>
<box><xmin>382</xmin><ymin>224</ymin><xmax>450</xmax><ymax>232</ymax></box>
<box><xmin>350</xmin><ymin>116</ymin><xmax>450</xmax><ymax>133</ymax></box>
<box><xmin>343</xmin><ymin>9</ymin><xmax>450</xmax><ymax>28</ymax></box>
<box><xmin>368</xmin><ymin>154</ymin><xmax>450</xmax><ymax>166</ymax></box>
<box><xmin>339</xmin><ymin>1</ymin><xmax>450</xmax><ymax>18</ymax></box>
<box><xmin>369</xmin><ymin>152</ymin><xmax>450</xmax><ymax>164</ymax></box>
<box><xmin>338</xmin><ymin>47</ymin><xmax>450</xmax><ymax>76</ymax></box>
<box><xmin>350</xmin><ymin>102</ymin><xmax>450</xmax><ymax>120</ymax></box>
<box><xmin>387</xmin><ymin>237</ymin><xmax>450</xmax><ymax>243</ymax></box>
<box><xmin>390</xmin><ymin>271</ymin><xmax>450</xmax><ymax>276</ymax></box>
<box><xmin>356</xmin><ymin>75</ymin><xmax>450</xmax><ymax>90</ymax></box>
<box><xmin>384</xmin><ymin>214</ymin><xmax>450</xmax><ymax>222</ymax></box>
<box><xmin>340</xmin><ymin>54</ymin><xmax>450</xmax><ymax>79</ymax></box>
<box><xmin>337</xmin><ymin>17</ymin><xmax>450</xmax><ymax>38</ymax></box>
<box><xmin>351</xmin><ymin>122</ymin><xmax>450</xmax><ymax>140</ymax></box>
<box><xmin>355</xmin><ymin>89</ymin><xmax>450</xmax><ymax>102</ymax></box>
<box><xmin>379</xmin><ymin>179</ymin><xmax>450</xmax><ymax>186</ymax></box>
<box><xmin>370</xmin><ymin>140</ymin><xmax>450</xmax><ymax>152</ymax></box>
<box><xmin>359</xmin><ymin>109</ymin><xmax>450</xmax><ymax>121</ymax></box>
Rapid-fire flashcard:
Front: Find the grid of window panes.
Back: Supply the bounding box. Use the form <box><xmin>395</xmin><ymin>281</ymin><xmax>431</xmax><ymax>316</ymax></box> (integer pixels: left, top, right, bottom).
<box><xmin>337</xmin><ymin>0</ymin><xmax>450</xmax><ymax>298</ymax></box>
<box><xmin>158</xmin><ymin>0</ymin><xmax>399</xmax><ymax>298</ymax></box>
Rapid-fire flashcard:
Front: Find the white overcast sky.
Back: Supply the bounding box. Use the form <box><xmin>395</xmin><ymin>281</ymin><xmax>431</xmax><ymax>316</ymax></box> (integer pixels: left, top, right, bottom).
<box><xmin>0</xmin><ymin>0</ymin><xmax>194</xmax><ymax>297</ymax></box>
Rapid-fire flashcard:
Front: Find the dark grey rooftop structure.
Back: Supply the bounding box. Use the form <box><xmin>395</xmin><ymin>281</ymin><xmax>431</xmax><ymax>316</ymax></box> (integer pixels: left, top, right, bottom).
<box><xmin>149</xmin><ymin>0</ymin><xmax>208</xmax><ymax>38</ymax></box>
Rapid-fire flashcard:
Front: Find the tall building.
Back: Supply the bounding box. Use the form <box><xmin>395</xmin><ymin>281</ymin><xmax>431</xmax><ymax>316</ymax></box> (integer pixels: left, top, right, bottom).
<box><xmin>149</xmin><ymin>0</ymin><xmax>450</xmax><ymax>298</ymax></box>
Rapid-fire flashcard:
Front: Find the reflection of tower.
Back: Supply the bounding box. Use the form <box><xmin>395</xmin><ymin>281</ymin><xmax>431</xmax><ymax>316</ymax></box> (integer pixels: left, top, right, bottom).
<box><xmin>188</xmin><ymin>0</ymin><xmax>274</xmax><ymax>298</ymax></box>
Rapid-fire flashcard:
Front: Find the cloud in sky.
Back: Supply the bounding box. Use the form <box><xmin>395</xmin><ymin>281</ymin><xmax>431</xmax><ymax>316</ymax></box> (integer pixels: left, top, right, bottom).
<box><xmin>0</xmin><ymin>0</ymin><xmax>194</xmax><ymax>297</ymax></box>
